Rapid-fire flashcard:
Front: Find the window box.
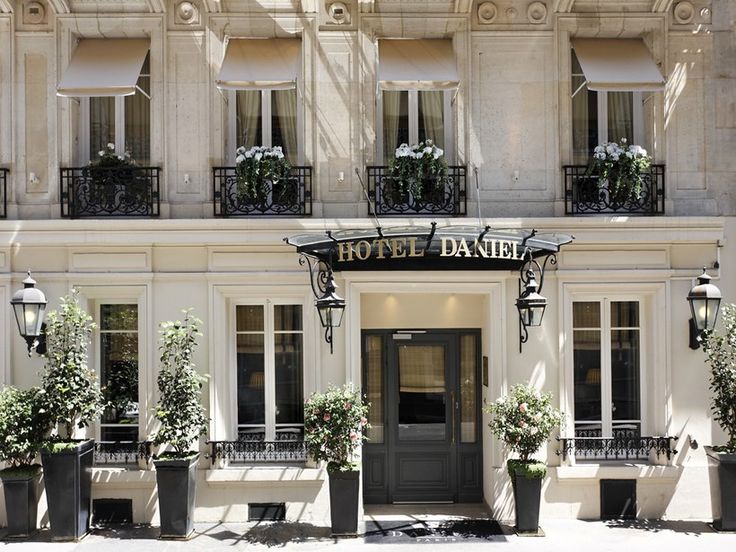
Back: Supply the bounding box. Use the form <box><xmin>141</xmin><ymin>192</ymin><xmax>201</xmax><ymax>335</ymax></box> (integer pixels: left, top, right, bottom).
<box><xmin>208</xmin><ymin>437</ymin><xmax>307</xmax><ymax>466</ymax></box>
<box><xmin>93</xmin><ymin>441</ymin><xmax>152</xmax><ymax>469</ymax></box>
<box><xmin>557</xmin><ymin>434</ymin><xmax>677</xmax><ymax>464</ymax></box>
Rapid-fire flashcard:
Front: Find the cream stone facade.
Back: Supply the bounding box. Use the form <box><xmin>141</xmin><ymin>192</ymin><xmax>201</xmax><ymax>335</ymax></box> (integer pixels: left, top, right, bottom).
<box><xmin>0</xmin><ymin>0</ymin><xmax>735</xmax><ymax>529</ymax></box>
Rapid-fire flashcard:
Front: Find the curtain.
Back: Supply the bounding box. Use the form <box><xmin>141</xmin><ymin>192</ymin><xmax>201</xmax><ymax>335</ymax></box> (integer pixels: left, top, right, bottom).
<box><xmin>571</xmin><ymin>77</ymin><xmax>592</xmax><ymax>163</ymax></box>
<box><xmin>123</xmin><ymin>53</ymin><xmax>151</xmax><ymax>164</ymax></box>
<box><xmin>89</xmin><ymin>97</ymin><xmax>115</xmax><ymax>162</ymax></box>
<box><xmin>273</xmin><ymin>89</ymin><xmax>298</xmax><ymax>163</ymax></box>
<box><xmin>419</xmin><ymin>90</ymin><xmax>444</xmax><ymax>149</ymax></box>
<box><xmin>398</xmin><ymin>345</ymin><xmax>445</xmax><ymax>393</ymax></box>
<box><xmin>382</xmin><ymin>90</ymin><xmax>404</xmax><ymax>161</ymax></box>
<box><xmin>236</xmin><ymin>90</ymin><xmax>262</xmax><ymax>149</ymax></box>
<box><xmin>607</xmin><ymin>91</ymin><xmax>633</xmax><ymax>144</ymax></box>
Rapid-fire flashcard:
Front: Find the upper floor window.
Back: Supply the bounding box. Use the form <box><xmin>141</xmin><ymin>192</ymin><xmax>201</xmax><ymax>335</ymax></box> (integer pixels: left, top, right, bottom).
<box><xmin>234</xmin><ymin>89</ymin><xmax>297</xmax><ymax>163</ymax></box>
<box><xmin>570</xmin><ymin>39</ymin><xmax>664</xmax><ymax>164</ymax></box>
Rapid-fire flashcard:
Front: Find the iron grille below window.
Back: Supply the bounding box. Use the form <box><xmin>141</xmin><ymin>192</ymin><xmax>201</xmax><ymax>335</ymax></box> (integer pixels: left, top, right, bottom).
<box><xmin>556</xmin><ymin>435</ymin><xmax>677</xmax><ymax>462</ymax></box>
<box><xmin>94</xmin><ymin>441</ymin><xmax>152</xmax><ymax>466</ymax></box>
<box><xmin>208</xmin><ymin>439</ymin><xmax>307</xmax><ymax>465</ymax></box>
<box><xmin>0</xmin><ymin>168</ymin><xmax>7</xmax><ymax>218</ymax></box>
<box><xmin>563</xmin><ymin>164</ymin><xmax>665</xmax><ymax>215</ymax></box>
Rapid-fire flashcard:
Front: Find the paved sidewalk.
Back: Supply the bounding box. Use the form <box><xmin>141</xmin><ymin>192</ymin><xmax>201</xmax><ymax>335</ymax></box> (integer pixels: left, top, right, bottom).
<box><xmin>1</xmin><ymin>518</ymin><xmax>735</xmax><ymax>552</ymax></box>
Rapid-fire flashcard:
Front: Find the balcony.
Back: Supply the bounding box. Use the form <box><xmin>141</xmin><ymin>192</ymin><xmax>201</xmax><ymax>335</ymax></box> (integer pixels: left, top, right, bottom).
<box><xmin>60</xmin><ymin>166</ymin><xmax>161</xmax><ymax>218</ymax></box>
<box><xmin>0</xmin><ymin>168</ymin><xmax>6</xmax><ymax>218</ymax></box>
<box><xmin>94</xmin><ymin>441</ymin><xmax>152</xmax><ymax>467</ymax></box>
<box><xmin>557</xmin><ymin>431</ymin><xmax>677</xmax><ymax>462</ymax></box>
<box><xmin>563</xmin><ymin>164</ymin><xmax>665</xmax><ymax>216</ymax></box>
<box><xmin>208</xmin><ymin>433</ymin><xmax>307</xmax><ymax>465</ymax></box>
<box><xmin>213</xmin><ymin>166</ymin><xmax>312</xmax><ymax>217</ymax></box>
<box><xmin>366</xmin><ymin>166</ymin><xmax>467</xmax><ymax>216</ymax></box>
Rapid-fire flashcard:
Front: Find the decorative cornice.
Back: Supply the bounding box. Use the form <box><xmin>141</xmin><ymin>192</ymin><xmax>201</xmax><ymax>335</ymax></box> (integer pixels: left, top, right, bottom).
<box><xmin>554</xmin><ymin>0</ymin><xmax>575</xmax><ymax>12</ymax></box>
<box><xmin>146</xmin><ymin>0</ymin><xmax>166</xmax><ymax>13</ymax></box>
<box><xmin>0</xmin><ymin>0</ymin><xmax>12</xmax><ymax>14</ymax></box>
<box><xmin>652</xmin><ymin>0</ymin><xmax>675</xmax><ymax>12</ymax></box>
<box><xmin>359</xmin><ymin>0</ymin><xmax>375</xmax><ymax>14</ymax></box>
<box><xmin>454</xmin><ymin>0</ymin><xmax>473</xmax><ymax>14</ymax></box>
<box><xmin>48</xmin><ymin>0</ymin><xmax>72</xmax><ymax>13</ymax></box>
<box><xmin>202</xmin><ymin>0</ymin><xmax>222</xmax><ymax>13</ymax></box>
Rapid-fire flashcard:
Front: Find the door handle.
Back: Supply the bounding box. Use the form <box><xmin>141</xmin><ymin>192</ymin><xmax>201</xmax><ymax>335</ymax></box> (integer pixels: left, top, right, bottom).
<box><xmin>451</xmin><ymin>391</ymin><xmax>456</xmax><ymax>445</ymax></box>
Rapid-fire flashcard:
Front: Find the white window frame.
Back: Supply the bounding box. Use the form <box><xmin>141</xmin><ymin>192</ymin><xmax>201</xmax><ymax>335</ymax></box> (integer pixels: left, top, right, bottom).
<box><xmin>376</xmin><ymin>89</ymin><xmax>454</xmax><ymax>164</ymax></box>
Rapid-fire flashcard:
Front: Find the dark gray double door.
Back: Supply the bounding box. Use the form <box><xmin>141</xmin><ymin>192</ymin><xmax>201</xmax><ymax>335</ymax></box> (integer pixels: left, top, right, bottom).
<box><xmin>362</xmin><ymin>330</ymin><xmax>483</xmax><ymax>504</ymax></box>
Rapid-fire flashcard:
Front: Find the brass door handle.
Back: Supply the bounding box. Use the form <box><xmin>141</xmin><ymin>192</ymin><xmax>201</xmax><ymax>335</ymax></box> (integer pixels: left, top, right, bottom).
<box><xmin>451</xmin><ymin>391</ymin><xmax>456</xmax><ymax>445</ymax></box>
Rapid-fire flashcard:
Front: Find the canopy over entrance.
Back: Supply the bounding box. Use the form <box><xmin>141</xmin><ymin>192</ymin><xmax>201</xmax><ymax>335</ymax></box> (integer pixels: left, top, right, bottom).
<box><xmin>284</xmin><ymin>224</ymin><xmax>574</xmax><ymax>271</ymax></box>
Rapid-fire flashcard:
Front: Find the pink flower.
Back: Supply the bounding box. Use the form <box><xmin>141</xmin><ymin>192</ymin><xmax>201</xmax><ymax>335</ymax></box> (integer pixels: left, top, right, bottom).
<box><xmin>323</xmin><ymin>413</ymin><xmax>331</xmax><ymax>421</ymax></box>
<box><xmin>519</xmin><ymin>403</ymin><xmax>528</xmax><ymax>413</ymax></box>
<box><xmin>345</xmin><ymin>402</ymin><xmax>352</xmax><ymax>410</ymax></box>
<box><xmin>519</xmin><ymin>421</ymin><xmax>527</xmax><ymax>428</ymax></box>
<box><xmin>360</xmin><ymin>417</ymin><xmax>368</xmax><ymax>426</ymax></box>
<box><xmin>350</xmin><ymin>431</ymin><xmax>358</xmax><ymax>441</ymax></box>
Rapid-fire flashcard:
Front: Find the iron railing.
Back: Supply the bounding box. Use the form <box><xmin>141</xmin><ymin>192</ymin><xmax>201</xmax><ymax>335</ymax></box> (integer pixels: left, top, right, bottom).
<box><xmin>60</xmin><ymin>166</ymin><xmax>161</xmax><ymax>218</ymax></box>
<box><xmin>213</xmin><ymin>166</ymin><xmax>312</xmax><ymax>217</ymax></box>
<box><xmin>557</xmin><ymin>433</ymin><xmax>677</xmax><ymax>462</ymax></box>
<box><xmin>94</xmin><ymin>441</ymin><xmax>152</xmax><ymax>466</ymax></box>
<box><xmin>208</xmin><ymin>433</ymin><xmax>307</xmax><ymax>465</ymax></box>
<box><xmin>366</xmin><ymin>166</ymin><xmax>467</xmax><ymax>216</ymax></box>
<box><xmin>0</xmin><ymin>168</ymin><xmax>7</xmax><ymax>218</ymax></box>
<box><xmin>563</xmin><ymin>164</ymin><xmax>665</xmax><ymax>215</ymax></box>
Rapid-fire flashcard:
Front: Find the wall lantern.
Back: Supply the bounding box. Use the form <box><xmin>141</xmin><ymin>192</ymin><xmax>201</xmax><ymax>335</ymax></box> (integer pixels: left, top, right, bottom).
<box><xmin>300</xmin><ymin>255</ymin><xmax>345</xmax><ymax>354</ymax></box>
<box><xmin>687</xmin><ymin>267</ymin><xmax>722</xmax><ymax>350</ymax></box>
<box><xmin>10</xmin><ymin>271</ymin><xmax>48</xmax><ymax>356</ymax></box>
<box><xmin>516</xmin><ymin>250</ymin><xmax>554</xmax><ymax>353</ymax></box>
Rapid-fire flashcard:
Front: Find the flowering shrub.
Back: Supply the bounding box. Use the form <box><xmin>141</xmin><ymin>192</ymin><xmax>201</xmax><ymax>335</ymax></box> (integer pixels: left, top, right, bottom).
<box><xmin>484</xmin><ymin>383</ymin><xmax>564</xmax><ymax>478</ymax></box>
<box><xmin>303</xmin><ymin>384</ymin><xmax>370</xmax><ymax>472</ymax></box>
<box><xmin>90</xmin><ymin>143</ymin><xmax>136</xmax><ymax>168</ymax></box>
<box><xmin>388</xmin><ymin>140</ymin><xmax>448</xmax><ymax>197</ymax></box>
<box><xmin>234</xmin><ymin>145</ymin><xmax>292</xmax><ymax>200</ymax></box>
<box><xmin>591</xmin><ymin>139</ymin><xmax>652</xmax><ymax>201</ymax></box>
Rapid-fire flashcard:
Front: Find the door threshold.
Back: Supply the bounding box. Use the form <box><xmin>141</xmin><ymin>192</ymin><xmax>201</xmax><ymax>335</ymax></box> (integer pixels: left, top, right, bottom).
<box><xmin>392</xmin><ymin>501</ymin><xmax>454</xmax><ymax>505</ymax></box>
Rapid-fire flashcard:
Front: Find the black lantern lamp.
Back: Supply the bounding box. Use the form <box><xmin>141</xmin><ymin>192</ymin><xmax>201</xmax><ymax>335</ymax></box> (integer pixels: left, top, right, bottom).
<box><xmin>315</xmin><ymin>272</ymin><xmax>346</xmax><ymax>354</ymax></box>
<box><xmin>687</xmin><ymin>267</ymin><xmax>722</xmax><ymax>350</ymax></box>
<box><xmin>10</xmin><ymin>271</ymin><xmax>48</xmax><ymax>356</ymax></box>
<box><xmin>516</xmin><ymin>268</ymin><xmax>547</xmax><ymax>352</ymax></box>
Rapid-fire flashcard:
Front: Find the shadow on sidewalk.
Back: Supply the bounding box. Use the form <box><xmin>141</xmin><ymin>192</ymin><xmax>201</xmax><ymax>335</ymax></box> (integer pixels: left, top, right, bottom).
<box><xmin>602</xmin><ymin>519</ymin><xmax>716</xmax><ymax>536</ymax></box>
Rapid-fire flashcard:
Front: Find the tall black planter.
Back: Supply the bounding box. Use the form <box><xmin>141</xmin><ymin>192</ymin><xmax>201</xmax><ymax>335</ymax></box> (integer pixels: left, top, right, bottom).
<box><xmin>512</xmin><ymin>470</ymin><xmax>542</xmax><ymax>533</ymax></box>
<box><xmin>40</xmin><ymin>439</ymin><xmax>94</xmax><ymax>541</ymax></box>
<box><xmin>328</xmin><ymin>470</ymin><xmax>359</xmax><ymax>536</ymax></box>
<box><xmin>154</xmin><ymin>454</ymin><xmax>198</xmax><ymax>539</ymax></box>
<box><xmin>0</xmin><ymin>468</ymin><xmax>41</xmax><ymax>537</ymax></box>
<box><xmin>706</xmin><ymin>447</ymin><xmax>736</xmax><ymax>531</ymax></box>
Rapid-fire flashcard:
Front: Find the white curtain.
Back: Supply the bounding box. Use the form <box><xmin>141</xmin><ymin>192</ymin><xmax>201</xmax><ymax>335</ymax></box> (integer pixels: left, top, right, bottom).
<box><xmin>273</xmin><ymin>89</ymin><xmax>298</xmax><ymax>163</ymax></box>
<box><xmin>89</xmin><ymin>97</ymin><xmax>115</xmax><ymax>162</ymax></box>
<box><xmin>124</xmin><ymin>55</ymin><xmax>151</xmax><ymax>165</ymax></box>
<box><xmin>607</xmin><ymin>91</ymin><xmax>633</xmax><ymax>144</ymax></box>
<box><xmin>382</xmin><ymin>90</ymin><xmax>403</xmax><ymax>161</ymax></box>
<box><xmin>236</xmin><ymin>90</ymin><xmax>262</xmax><ymax>149</ymax></box>
<box><xmin>419</xmin><ymin>90</ymin><xmax>444</xmax><ymax>149</ymax></box>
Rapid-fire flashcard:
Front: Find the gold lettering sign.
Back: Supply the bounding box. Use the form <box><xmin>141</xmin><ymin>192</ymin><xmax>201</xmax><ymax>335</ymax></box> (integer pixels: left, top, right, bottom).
<box><xmin>335</xmin><ymin>237</ymin><xmax>522</xmax><ymax>263</ymax></box>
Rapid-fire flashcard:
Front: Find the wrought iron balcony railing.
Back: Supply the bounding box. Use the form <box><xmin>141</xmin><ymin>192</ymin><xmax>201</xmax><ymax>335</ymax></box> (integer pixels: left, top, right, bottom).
<box><xmin>0</xmin><ymin>168</ymin><xmax>7</xmax><ymax>219</ymax></box>
<box><xmin>208</xmin><ymin>433</ymin><xmax>307</xmax><ymax>465</ymax></box>
<box><xmin>213</xmin><ymin>166</ymin><xmax>312</xmax><ymax>217</ymax></box>
<box><xmin>60</xmin><ymin>166</ymin><xmax>161</xmax><ymax>218</ymax></box>
<box><xmin>366</xmin><ymin>166</ymin><xmax>467</xmax><ymax>216</ymax></box>
<box><xmin>563</xmin><ymin>164</ymin><xmax>665</xmax><ymax>215</ymax></box>
<box><xmin>557</xmin><ymin>433</ymin><xmax>677</xmax><ymax>462</ymax></box>
<box><xmin>94</xmin><ymin>441</ymin><xmax>152</xmax><ymax>467</ymax></box>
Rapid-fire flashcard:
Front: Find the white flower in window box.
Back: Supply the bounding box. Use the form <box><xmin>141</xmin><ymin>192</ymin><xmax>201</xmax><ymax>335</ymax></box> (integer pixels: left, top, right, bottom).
<box><xmin>234</xmin><ymin>145</ymin><xmax>292</xmax><ymax>203</ymax></box>
<box><xmin>388</xmin><ymin>139</ymin><xmax>448</xmax><ymax>200</ymax></box>
<box><xmin>590</xmin><ymin>138</ymin><xmax>652</xmax><ymax>203</ymax></box>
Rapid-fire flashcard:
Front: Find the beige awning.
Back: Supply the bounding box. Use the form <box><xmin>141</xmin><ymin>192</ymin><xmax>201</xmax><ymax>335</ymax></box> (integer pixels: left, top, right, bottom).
<box><xmin>57</xmin><ymin>39</ymin><xmax>149</xmax><ymax>97</ymax></box>
<box><xmin>378</xmin><ymin>39</ymin><xmax>459</xmax><ymax>91</ymax></box>
<box><xmin>571</xmin><ymin>38</ymin><xmax>665</xmax><ymax>92</ymax></box>
<box><xmin>216</xmin><ymin>38</ymin><xmax>300</xmax><ymax>90</ymax></box>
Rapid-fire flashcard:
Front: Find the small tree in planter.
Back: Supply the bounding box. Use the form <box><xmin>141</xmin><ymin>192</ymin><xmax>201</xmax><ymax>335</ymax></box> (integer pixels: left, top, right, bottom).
<box><xmin>701</xmin><ymin>303</ymin><xmax>736</xmax><ymax>530</ymax></box>
<box><xmin>484</xmin><ymin>383</ymin><xmax>564</xmax><ymax>534</ymax></box>
<box><xmin>0</xmin><ymin>386</ymin><xmax>49</xmax><ymax>537</ymax></box>
<box><xmin>39</xmin><ymin>292</ymin><xmax>103</xmax><ymax>541</ymax></box>
<box><xmin>151</xmin><ymin>310</ymin><xmax>208</xmax><ymax>539</ymax></box>
<box><xmin>304</xmin><ymin>384</ymin><xmax>370</xmax><ymax>536</ymax></box>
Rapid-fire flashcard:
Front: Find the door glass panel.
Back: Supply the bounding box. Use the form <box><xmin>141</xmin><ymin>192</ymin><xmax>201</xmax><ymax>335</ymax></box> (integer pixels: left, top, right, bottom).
<box><xmin>418</xmin><ymin>90</ymin><xmax>444</xmax><ymax>149</ymax></box>
<box><xmin>236</xmin><ymin>333</ymin><xmax>265</xmax><ymax>434</ymax></box>
<box><xmin>460</xmin><ymin>334</ymin><xmax>477</xmax><ymax>443</ymax></box>
<box><xmin>398</xmin><ymin>344</ymin><xmax>446</xmax><ymax>441</ymax></box>
<box><xmin>573</xmin><ymin>299</ymin><xmax>602</xmax><ymax>430</ymax></box>
<box><xmin>610</xmin><ymin>329</ymin><xmax>640</xmax><ymax>422</ymax></box>
<box><xmin>89</xmin><ymin>97</ymin><xmax>115</xmax><ymax>162</ymax></box>
<box><xmin>364</xmin><ymin>335</ymin><xmax>384</xmax><ymax>443</ymax></box>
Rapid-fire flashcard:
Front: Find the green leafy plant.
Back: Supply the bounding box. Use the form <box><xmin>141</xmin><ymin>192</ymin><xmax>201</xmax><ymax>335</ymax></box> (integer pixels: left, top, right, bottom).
<box><xmin>40</xmin><ymin>292</ymin><xmax>104</xmax><ymax>440</ymax></box>
<box><xmin>590</xmin><ymin>139</ymin><xmax>652</xmax><ymax>202</ymax></box>
<box><xmin>484</xmin><ymin>383</ymin><xmax>564</xmax><ymax>479</ymax></box>
<box><xmin>152</xmin><ymin>310</ymin><xmax>208</xmax><ymax>458</ymax></box>
<box><xmin>702</xmin><ymin>303</ymin><xmax>736</xmax><ymax>453</ymax></box>
<box><xmin>388</xmin><ymin>140</ymin><xmax>448</xmax><ymax>198</ymax></box>
<box><xmin>303</xmin><ymin>384</ymin><xmax>370</xmax><ymax>472</ymax></box>
<box><xmin>234</xmin><ymin>145</ymin><xmax>292</xmax><ymax>201</ymax></box>
<box><xmin>0</xmin><ymin>386</ymin><xmax>49</xmax><ymax>473</ymax></box>
<box><xmin>89</xmin><ymin>143</ymin><xmax>136</xmax><ymax>168</ymax></box>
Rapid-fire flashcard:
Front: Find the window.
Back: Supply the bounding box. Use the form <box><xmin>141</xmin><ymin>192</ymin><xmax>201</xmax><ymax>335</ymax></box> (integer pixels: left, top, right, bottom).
<box><xmin>232</xmin><ymin>89</ymin><xmax>298</xmax><ymax>163</ymax></box>
<box><xmin>84</xmin><ymin>54</ymin><xmax>151</xmax><ymax>164</ymax></box>
<box><xmin>98</xmin><ymin>304</ymin><xmax>139</xmax><ymax>442</ymax></box>
<box><xmin>236</xmin><ymin>303</ymin><xmax>304</xmax><ymax>442</ymax></box>
<box><xmin>572</xmin><ymin>300</ymin><xmax>641</xmax><ymax>439</ymax></box>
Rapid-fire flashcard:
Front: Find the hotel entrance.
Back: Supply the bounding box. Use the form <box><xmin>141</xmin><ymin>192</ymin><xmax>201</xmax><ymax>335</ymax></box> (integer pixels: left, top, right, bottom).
<box><xmin>362</xmin><ymin>329</ymin><xmax>483</xmax><ymax>504</ymax></box>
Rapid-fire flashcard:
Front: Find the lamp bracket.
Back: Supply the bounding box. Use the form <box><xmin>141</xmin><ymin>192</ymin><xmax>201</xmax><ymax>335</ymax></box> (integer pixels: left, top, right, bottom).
<box><xmin>299</xmin><ymin>254</ymin><xmax>332</xmax><ymax>301</ymax></box>
<box><xmin>519</xmin><ymin>249</ymin><xmax>557</xmax><ymax>294</ymax></box>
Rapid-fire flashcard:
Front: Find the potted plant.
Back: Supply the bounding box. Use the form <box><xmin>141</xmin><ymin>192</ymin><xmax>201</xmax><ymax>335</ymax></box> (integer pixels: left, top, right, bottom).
<box><xmin>303</xmin><ymin>384</ymin><xmax>370</xmax><ymax>536</ymax></box>
<box><xmin>701</xmin><ymin>303</ymin><xmax>736</xmax><ymax>531</ymax></box>
<box><xmin>39</xmin><ymin>292</ymin><xmax>104</xmax><ymax>541</ymax></box>
<box><xmin>388</xmin><ymin>140</ymin><xmax>448</xmax><ymax>202</ymax></box>
<box><xmin>484</xmin><ymin>383</ymin><xmax>564</xmax><ymax>534</ymax></box>
<box><xmin>83</xmin><ymin>143</ymin><xmax>148</xmax><ymax>208</ymax></box>
<box><xmin>590</xmin><ymin>139</ymin><xmax>651</xmax><ymax>203</ymax></box>
<box><xmin>234</xmin><ymin>145</ymin><xmax>292</xmax><ymax>206</ymax></box>
<box><xmin>0</xmin><ymin>386</ymin><xmax>48</xmax><ymax>537</ymax></box>
<box><xmin>151</xmin><ymin>310</ymin><xmax>208</xmax><ymax>539</ymax></box>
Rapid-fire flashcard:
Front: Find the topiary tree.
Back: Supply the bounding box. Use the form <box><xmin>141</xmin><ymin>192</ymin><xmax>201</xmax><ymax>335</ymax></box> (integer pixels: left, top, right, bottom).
<box><xmin>0</xmin><ymin>386</ymin><xmax>49</xmax><ymax>471</ymax></box>
<box><xmin>40</xmin><ymin>292</ymin><xmax>104</xmax><ymax>440</ymax></box>
<box><xmin>701</xmin><ymin>303</ymin><xmax>736</xmax><ymax>453</ymax></box>
<box><xmin>152</xmin><ymin>310</ymin><xmax>208</xmax><ymax>458</ymax></box>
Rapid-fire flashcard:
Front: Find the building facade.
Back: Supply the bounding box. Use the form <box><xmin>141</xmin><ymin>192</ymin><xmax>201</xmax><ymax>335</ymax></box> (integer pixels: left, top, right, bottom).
<box><xmin>0</xmin><ymin>0</ymin><xmax>735</xmax><ymax>527</ymax></box>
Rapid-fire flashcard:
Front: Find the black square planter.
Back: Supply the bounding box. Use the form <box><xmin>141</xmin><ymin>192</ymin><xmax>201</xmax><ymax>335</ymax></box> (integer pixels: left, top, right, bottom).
<box><xmin>328</xmin><ymin>470</ymin><xmax>360</xmax><ymax>536</ymax></box>
<box><xmin>154</xmin><ymin>454</ymin><xmax>198</xmax><ymax>539</ymax></box>
<box><xmin>706</xmin><ymin>447</ymin><xmax>736</xmax><ymax>531</ymax></box>
<box><xmin>0</xmin><ymin>468</ymin><xmax>42</xmax><ymax>538</ymax></box>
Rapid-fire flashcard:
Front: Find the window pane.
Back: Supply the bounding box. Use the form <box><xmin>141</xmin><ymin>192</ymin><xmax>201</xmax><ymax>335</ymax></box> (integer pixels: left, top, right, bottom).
<box><xmin>573</xmin><ymin>329</ymin><xmax>601</xmax><ymax>423</ymax></box>
<box><xmin>571</xmin><ymin>51</ymin><xmax>597</xmax><ymax>164</ymax></box>
<box><xmin>398</xmin><ymin>344</ymin><xmax>446</xmax><ymax>441</ymax></box>
<box><xmin>364</xmin><ymin>335</ymin><xmax>383</xmax><ymax>443</ymax></box>
<box><xmin>460</xmin><ymin>334</ymin><xmax>477</xmax><ymax>443</ymax></box>
<box><xmin>237</xmin><ymin>334</ymin><xmax>265</xmax><ymax>425</ymax></box>
<box><xmin>418</xmin><ymin>90</ymin><xmax>444</xmax><ymax>149</ymax></box>
<box><xmin>611</xmin><ymin>301</ymin><xmax>639</xmax><ymax>327</ymax></box>
<box><xmin>101</xmin><ymin>333</ymin><xmax>139</xmax><ymax>427</ymax></box>
<box><xmin>607</xmin><ymin>91</ymin><xmax>634</xmax><ymax>144</ymax></box>
<box><xmin>383</xmin><ymin>90</ymin><xmax>409</xmax><ymax>160</ymax></box>
<box><xmin>573</xmin><ymin>301</ymin><xmax>600</xmax><ymax>328</ymax></box>
<box><xmin>272</xmin><ymin>89</ymin><xmax>297</xmax><ymax>163</ymax></box>
<box><xmin>274</xmin><ymin>333</ymin><xmax>303</xmax><ymax>424</ymax></box>
<box><xmin>274</xmin><ymin>305</ymin><xmax>302</xmax><ymax>332</ymax></box>
<box><xmin>90</xmin><ymin>97</ymin><xmax>115</xmax><ymax>162</ymax></box>
<box><xmin>100</xmin><ymin>304</ymin><xmax>138</xmax><ymax>331</ymax></box>
<box><xmin>236</xmin><ymin>90</ymin><xmax>262</xmax><ymax>148</ymax></box>
<box><xmin>611</xmin><ymin>329</ymin><xmax>640</xmax><ymax>421</ymax></box>
<box><xmin>124</xmin><ymin>53</ymin><xmax>151</xmax><ymax>164</ymax></box>
<box><xmin>236</xmin><ymin>305</ymin><xmax>264</xmax><ymax>332</ymax></box>
<box><xmin>101</xmin><ymin>426</ymin><xmax>138</xmax><ymax>442</ymax></box>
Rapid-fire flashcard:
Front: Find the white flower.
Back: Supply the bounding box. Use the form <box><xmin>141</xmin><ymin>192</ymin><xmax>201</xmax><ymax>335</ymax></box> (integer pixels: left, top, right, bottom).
<box><xmin>423</xmin><ymin>146</ymin><xmax>432</xmax><ymax>155</ymax></box>
<box><xmin>117</xmin><ymin>155</ymin><xmax>124</xmax><ymax>160</ymax></box>
<box><xmin>235</xmin><ymin>154</ymin><xmax>245</xmax><ymax>164</ymax></box>
<box><xmin>255</xmin><ymin>152</ymin><xmax>263</xmax><ymax>161</ymax></box>
<box><xmin>98</xmin><ymin>150</ymin><xmax>105</xmax><ymax>157</ymax></box>
<box><xmin>244</xmin><ymin>150</ymin><xmax>253</xmax><ymax>158</ymax></box>
<box><xmin>236</xmin><ymin>146</ymin><xmax>246</xmax><ymax>155</ymax></box>
<box><xmin>107</xmin><ymin>142</ymin><xmax>115</xmax><ymax>150</ymax></box>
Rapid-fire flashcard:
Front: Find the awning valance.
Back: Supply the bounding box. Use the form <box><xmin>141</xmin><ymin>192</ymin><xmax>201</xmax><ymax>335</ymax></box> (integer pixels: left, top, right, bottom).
<box><xmin>57</xmin><ymin>39</ymin><xmax>149</xmax><ymax>97</ymax></box>
<box><xmin>571</xmin><ymin>38</ymin><xmax>665</xmax><ymax>92</ymax></box>
<box><xmin>216</xmin><ymin>38</ymin><xmax>300</xmax><ymax>91</ymax></box>
<box><xmin>378</xmin><ymin>39</ymin><xmax>459</xmax><ymax>91</ymax></box>
<box><xmin>285</xmin><ymin>225</ymin><xmax>574</xmax><ymax>272</ymax></box>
